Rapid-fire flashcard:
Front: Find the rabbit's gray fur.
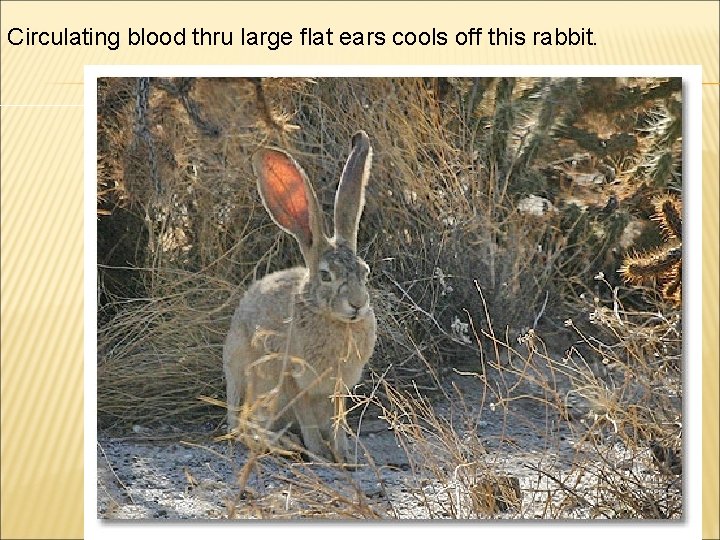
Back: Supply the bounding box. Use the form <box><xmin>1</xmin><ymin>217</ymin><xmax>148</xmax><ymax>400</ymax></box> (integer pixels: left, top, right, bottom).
<box><xmin>223</xmin><ymin>131</ymin><xmax>376</xmax><ymax>462</ymax></box>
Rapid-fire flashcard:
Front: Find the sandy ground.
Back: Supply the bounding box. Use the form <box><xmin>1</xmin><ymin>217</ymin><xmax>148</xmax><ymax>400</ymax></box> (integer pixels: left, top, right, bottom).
<box><xmin>97</xmin><ymin>371</ymin><xmax>678</xmax><ymax>520</ymax></box>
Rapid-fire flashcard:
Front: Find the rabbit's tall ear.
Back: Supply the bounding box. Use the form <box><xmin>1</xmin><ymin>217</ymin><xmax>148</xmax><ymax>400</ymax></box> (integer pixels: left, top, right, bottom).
<box><xmin>253</xmin><ymin>148</ymin><xmax>326</xmax><ymax>264</ymax></box>
<box><xmin>334</xmin><ymin>131</ymin><xmax>373</xmax><ymax>252</ymax></box>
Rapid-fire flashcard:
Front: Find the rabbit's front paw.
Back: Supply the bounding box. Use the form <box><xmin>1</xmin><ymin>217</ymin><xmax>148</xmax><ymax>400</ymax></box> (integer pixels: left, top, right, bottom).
<box><xmin>330</xmin><ymin>430</ymin><xmax>351</xmax><ymax>464</ymax></box>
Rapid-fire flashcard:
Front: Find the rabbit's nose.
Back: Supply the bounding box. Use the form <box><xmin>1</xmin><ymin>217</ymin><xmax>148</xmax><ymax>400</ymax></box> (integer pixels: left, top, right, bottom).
<box><xmin>348</xmin><ymin>287</ymin><xmax>369</xmax><ymax>310</ymax></box>
<box><xmin>349</xmin><ymin>294</ymin><xmax>368</xmax><ymax>310</ymax></box>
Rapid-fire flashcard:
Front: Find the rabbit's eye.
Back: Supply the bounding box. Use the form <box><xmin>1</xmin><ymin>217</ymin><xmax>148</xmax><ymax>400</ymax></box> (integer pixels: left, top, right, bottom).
<box><xmin>320</xmin><ymin>269</ymin><xmax>332</xmax><ymax>282</ymax></box>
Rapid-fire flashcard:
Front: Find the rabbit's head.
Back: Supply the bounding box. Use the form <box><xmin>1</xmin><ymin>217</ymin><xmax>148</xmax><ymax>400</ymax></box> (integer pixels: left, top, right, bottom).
<box><xmin>252</xmin><ymin>131</ymin><xmax>373</xmax><ymax>323</ymax></box>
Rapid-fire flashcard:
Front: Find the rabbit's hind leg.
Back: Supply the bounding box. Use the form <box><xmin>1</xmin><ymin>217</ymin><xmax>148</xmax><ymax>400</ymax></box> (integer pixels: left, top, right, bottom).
<box><xmin>292</xmin><ymin>391</ymin><xmax>335</xmax><ymax>462</ymax></box>
<box><xmin>223</xmin><ymin>356</ymin><xmax>245</xmax><ymax>436</ymax></box>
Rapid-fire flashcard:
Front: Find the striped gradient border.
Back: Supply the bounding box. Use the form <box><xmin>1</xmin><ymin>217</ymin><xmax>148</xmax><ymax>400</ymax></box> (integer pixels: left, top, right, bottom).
<box><xmin>0</xmin><ymin>2</ymin><xmax>717</xmax><ymax>537</ymax></box>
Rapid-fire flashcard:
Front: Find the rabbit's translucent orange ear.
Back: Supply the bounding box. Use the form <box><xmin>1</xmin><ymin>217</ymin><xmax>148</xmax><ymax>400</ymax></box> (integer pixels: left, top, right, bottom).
<box><xmin>252</xmin><ymin>148</ymin><xmax>322</xmax><ymax>250</ymax></box>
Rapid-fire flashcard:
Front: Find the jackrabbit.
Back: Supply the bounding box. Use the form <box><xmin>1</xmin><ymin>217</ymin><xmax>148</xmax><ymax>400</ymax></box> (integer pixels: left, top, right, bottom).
<box><xmin>223</xmin><ymin>131</ymin><xmax>376</xmax><ymax>462</ymax></box>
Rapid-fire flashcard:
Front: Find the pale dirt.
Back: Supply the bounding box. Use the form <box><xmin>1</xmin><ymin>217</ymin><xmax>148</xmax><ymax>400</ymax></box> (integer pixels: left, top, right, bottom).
<box><xmin>97</xmin><ymin>370</ymin><xmax>675</xmax><ymax>520</ymax></box>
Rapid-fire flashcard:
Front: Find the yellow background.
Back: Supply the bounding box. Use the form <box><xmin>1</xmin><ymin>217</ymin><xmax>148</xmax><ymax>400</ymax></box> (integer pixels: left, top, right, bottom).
<box><xmin>0</xmin><ymin>1</ymin><xmax>717</xmax><ymax>538</ymax></box>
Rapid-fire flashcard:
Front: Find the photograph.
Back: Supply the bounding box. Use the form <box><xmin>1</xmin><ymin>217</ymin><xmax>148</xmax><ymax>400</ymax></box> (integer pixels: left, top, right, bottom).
<box><xmin>96</xmin><ymin>76</ymin><xmax>683</xmax><ymax>520</ymax></box>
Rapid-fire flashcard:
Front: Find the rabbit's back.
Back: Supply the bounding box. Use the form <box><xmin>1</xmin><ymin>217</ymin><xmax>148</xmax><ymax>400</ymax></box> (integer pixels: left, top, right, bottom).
<box><xmin>232</xmin><ymin>267</ymin><xmax>307</xmax><ymax>335</ymax></box>
<box><xmin>224</xmin><ymin>267</ymin><xmax>306</xmax><ymax>374</ymax></box>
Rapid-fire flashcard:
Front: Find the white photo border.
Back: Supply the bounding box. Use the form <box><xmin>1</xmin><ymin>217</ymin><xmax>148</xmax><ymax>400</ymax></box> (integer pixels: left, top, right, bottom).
<box><xmin>85</xmin><ymin>65</ymin><xmax>702</xmax><ymax>538</ymax></box>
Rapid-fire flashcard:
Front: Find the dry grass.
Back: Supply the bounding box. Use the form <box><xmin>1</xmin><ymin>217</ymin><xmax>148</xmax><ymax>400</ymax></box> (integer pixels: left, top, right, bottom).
<box><xmin>382</xmin><ymin>279</ymin><xmax>682</xmax><ymax>519</ymax></box>
<box><xmin>97</xmin><ymin>76</ymin><xmax>682</xmax><ymax>518</ymax></box>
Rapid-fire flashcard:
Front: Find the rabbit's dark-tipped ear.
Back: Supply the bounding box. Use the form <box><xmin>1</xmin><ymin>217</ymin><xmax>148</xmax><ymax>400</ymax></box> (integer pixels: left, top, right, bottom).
<box><xmin>334</xmin><ymin>131</ymin><xmax>373</xmax><ymax>252</ymax></box>
<box><xmin>253</xmin><ymin>148</ymin><xmax>325</xmax><ymax>255</ymax></box>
